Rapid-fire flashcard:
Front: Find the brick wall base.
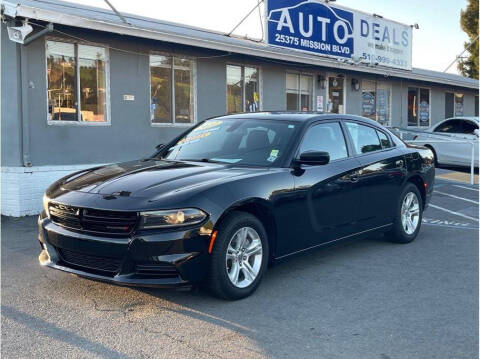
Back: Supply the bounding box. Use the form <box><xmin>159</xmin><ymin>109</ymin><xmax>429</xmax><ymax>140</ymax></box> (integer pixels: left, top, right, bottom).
<box><xmin>1</xmin><ymin>164</ymin><xmax>104</xmax><ymax>217</ymax></box>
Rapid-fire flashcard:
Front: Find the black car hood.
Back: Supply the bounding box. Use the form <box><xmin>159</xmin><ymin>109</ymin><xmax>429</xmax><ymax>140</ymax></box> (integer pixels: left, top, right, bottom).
<box><xmin>56</xmin><ymin>159</ymin><xmax>270</xmax><ymax>199</ymax></box>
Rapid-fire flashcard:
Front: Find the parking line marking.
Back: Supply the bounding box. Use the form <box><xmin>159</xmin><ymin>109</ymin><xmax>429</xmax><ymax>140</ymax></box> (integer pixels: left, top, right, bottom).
<box><xmin>434</xmin><ymin>190</ymin><xmax>479</xmax><ymax>205</ymax></box>
<box><xmin>452</xmin><ymin>184</ymin><xmax>479</xmax><ymax>192</ymax></box>
<box><xmin>422</xmin><ymin>222</ymin><xmax>479</xmax><ymax>230</ymax></box>
<box><xmin>428</xmin><ymin>204</ymin><xmax>479</xmax><ymax>222</ymax></box>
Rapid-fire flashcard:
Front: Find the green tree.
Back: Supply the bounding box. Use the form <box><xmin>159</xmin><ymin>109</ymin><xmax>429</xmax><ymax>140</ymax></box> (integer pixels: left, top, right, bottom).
<box><xmin>458</xmin><ymin>0</ymin><xmax>479</xmax><ymax>79</ymax></box>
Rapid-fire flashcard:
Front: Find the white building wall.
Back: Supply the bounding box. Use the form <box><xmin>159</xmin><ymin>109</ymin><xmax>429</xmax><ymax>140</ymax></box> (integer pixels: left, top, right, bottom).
<box><xmin>1</xmin><ymin>164</ymin><xmax>103</xmax><ymax>216</ymax></box>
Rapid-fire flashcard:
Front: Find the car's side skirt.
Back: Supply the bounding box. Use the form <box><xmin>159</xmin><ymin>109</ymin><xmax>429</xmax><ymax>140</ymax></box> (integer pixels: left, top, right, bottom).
<box><xmin>274</xmin><ymin>223</ymin><xmax>393</xmax><ymax>260</ymax></box>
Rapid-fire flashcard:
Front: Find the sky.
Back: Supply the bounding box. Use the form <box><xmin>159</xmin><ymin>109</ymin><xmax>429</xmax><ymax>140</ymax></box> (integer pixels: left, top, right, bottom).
<box><xmin>64</xmin><ymin>0</ymin><xmax>470</xmax><ymax>75</ymax></box>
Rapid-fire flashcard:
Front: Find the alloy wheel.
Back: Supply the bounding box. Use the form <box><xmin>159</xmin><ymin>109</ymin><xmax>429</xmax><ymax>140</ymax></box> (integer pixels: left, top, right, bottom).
<box><xmin>401</xmin><ymin>192</ymin><xmax>420</xmax><ymax>235</ymax></box>
<box><xmin>226</xmin><ymin>226</ymin><xmax>263</xmax><ymax>288</ymax></box>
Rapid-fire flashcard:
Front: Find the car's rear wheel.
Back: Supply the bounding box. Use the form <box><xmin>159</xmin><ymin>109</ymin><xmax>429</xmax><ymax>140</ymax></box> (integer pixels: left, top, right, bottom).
<box><xmin>207</xmin><ymin>211</ymin><xmax>268</xmax><ymax>300</ymax></box>
<box><xmin>387</xmin><ymin>183</ymin><xmax>423</xmax><ymax>243</ymax></box>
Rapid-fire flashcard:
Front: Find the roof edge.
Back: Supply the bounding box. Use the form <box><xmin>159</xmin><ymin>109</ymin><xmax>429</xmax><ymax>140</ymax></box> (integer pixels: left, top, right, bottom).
<box><xmin>6</xmin><ymin>1</ymin><xmax>479</xmax><ymax>90</ymax></box>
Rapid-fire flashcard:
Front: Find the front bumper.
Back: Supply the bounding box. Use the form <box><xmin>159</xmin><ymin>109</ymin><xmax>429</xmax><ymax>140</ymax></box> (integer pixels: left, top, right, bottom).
<box><xmin>38</xmin><ymin>215</ymin><xmax>212</xmax><ymax>287</ymax></box>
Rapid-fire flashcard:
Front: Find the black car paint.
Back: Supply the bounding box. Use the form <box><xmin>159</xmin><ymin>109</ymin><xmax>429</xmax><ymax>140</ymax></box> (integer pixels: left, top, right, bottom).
<box><xmin>38</xmin><ymin>113</ymin><xmax>435</xmax><ymax>287</ymax></box>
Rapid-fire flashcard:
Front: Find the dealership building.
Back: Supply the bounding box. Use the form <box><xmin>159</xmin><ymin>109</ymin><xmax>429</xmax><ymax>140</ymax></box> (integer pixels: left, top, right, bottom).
<box><xmin>1</xmin><ymin>0</ymin><xmax>479</xmax><ymax>216</ymax></box>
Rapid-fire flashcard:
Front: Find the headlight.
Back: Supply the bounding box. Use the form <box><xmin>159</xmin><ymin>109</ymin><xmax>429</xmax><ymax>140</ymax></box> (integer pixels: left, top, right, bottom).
<box><xmin>139</xmin><ymin>208</ymin><xmax>207</xmax><ymax>229</ymax></box>
<box><xmin>43</xmin><ymin>194</ymin><xmax>50</xmax><ymax>218</ymax></box>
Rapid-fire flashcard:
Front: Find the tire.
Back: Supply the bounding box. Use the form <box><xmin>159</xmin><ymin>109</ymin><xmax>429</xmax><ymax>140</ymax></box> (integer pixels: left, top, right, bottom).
<box><xmin>387</xmin><ymin>183</ymin><xmax>423</xmax><ymax>243</ymax></box>
<box><xmin>207</xmin><ymin>211</ymin><xmax>269</xmax><ymax>300</ymax></box>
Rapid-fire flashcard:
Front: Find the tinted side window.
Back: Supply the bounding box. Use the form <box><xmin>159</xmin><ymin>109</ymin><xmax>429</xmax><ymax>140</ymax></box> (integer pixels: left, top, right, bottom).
<box><xmin>377</xmin><ymin>130</ymin><xmax>392</xmax><ymax>148</ymax></box>
<box><xmin>345</xmin><ymin>122</ymin><xmax>382</xmax><ymax>154</ymax></box>
<box><xmin>462</xmin><ymin>120</ymin><xmax>478</xmax><ymax>134</ymax></box>
<box><xmin>434</xmin><ymin>119</ymin><xmax>462</xmax><ymax>133</ymax></box>
<box><xmin>299</xmin><ymin>122</ymin><xmax>348</xmax><ymax>161</ymax></box>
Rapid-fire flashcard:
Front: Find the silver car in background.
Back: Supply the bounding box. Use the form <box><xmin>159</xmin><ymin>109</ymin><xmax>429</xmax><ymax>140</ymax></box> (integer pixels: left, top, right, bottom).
<box><xmin>411</xmin><ymin>117</ymin><xmax>479</xmax><ymax>168</ymax></box>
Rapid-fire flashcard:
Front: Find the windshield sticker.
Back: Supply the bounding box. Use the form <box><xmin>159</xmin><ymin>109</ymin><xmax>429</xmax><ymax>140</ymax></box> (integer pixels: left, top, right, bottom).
<box><xmin>191</xmin><ymin>126</ymin><xmax>220</xmax><ymax>135</ymax></box>
<box><xmin>210</xmin><ymin>158</ymin><xmax>242</xmax><ymax>163</ymax></box>
<box><xmin>267</xmin><ymin>149</ymin><xmax>279</xmax><ymax>162</ymax></box>
<box><xmin>288</xmin><ymin>124</ymin><xmax>295</xmax><ymax>129</ymax></box>
<box><xmin>170</xmin><ymin>132</ymin><xmax>212</xmax><ymax>150</ymax></box>
<box><xmin>193</xmin><ymin>120</ymin><xmax>223</xmax><ymax>132</ymax></box>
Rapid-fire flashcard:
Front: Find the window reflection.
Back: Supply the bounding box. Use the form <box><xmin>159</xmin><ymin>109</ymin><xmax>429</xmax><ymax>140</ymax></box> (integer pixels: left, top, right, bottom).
<box><xmin>227</xmin><ymin>65</ymin><xmax>260</xmax><ymax>113</ymax></box>
<box><xmin>150</xmin><ymin>55</ymin><xmax>194</xmax><ymax>124</ymax></box>
<box><xmin>47</xmin><ymin>40</ymin><xmax>107</xmax><ymax>123</ymax></box>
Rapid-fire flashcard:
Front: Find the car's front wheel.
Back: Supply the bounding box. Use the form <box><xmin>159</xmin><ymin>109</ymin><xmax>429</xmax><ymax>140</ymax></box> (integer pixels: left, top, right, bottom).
<box><xmin>387</xmin><ymin>183</ymin><xmax>423</xmax><ymax>243</ymax></box>
<box><xmin>207</xmin><ymin>211</ymin><xmax>269</xmax><ymax>300</ymax></box>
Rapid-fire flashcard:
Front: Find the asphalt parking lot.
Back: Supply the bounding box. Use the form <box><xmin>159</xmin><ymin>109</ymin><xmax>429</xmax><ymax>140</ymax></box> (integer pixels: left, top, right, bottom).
<box><xmin>1</xmin><ymin>174</ymin><xmax>478</xmax><ymax>359</ymax></box>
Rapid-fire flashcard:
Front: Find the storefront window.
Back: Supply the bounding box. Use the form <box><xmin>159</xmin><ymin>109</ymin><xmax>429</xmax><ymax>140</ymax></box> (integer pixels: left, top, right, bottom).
<box><xmin>361</xmin><ymin>80</ymin><xmax>376</xmax><ymax>120</ymax></box>
<box><xmin>150</xmin><ymin>55</ymin><xmax>172</xmax><ymax>123</ymax></box>
<box><xmin>150</xmin><ymin>55</ymin><xmax>194</xmax><ymax>124</ymax></box>
<box><xmin>408</xmin><ymin>87</ymin><xmax>430</xmax><ymax>127</ymax></box>
<box><xmin>454</xmin><ymin>93</ymin><xmax>464</xmax><ymax>116</ymax></box>
<box><xmin>376</xmin><ymin>82</ymin><xmax>391</xmax><ymax>126</ymax></box>
<box><xmin>174</xmin><ymin>58</ymin><xmax>194</xmax><ymax>123</ymax></box>
<box><xmin>445</xmin><ymin>92</ymin><xmax>454</xmax><ymax>118</ymax></box>
<box><xmin>47</xmin><ymin>40</ymin><xmax>107</xmax><ymax>123</ymax></box>
<box><xmin>361</xmin><ymin>80</ymin><xmax>391</xmax><ymax>126</ymax></box>
<box><xmin>286</xmin><ymin>73</ymin><xmax>299</xmax><ymax>110</ymax></box>
<box><xmin>286</xmin><ymin>73</ymin><xmax>312</xmax><ymax>111</ymax></box>
<box><xmin>226</xmin><ymin>65</ymin><xmax>260</xmax><ymax>113</ymax></box>
<box><xmin>419</xmin><ymin>89</ymin><xmax>430</xmax><ymax>126</ymax></box>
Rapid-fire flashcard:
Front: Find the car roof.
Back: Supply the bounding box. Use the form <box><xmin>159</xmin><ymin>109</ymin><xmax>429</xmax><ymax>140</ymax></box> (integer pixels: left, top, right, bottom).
<box><xmin>213</xmin><ymin>112</ymin><xmax>381</xmax><ymax>126</ymax></box>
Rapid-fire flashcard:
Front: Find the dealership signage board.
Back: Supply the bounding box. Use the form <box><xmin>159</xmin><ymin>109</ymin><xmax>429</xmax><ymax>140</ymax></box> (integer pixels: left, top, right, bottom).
<box><xmin>266</xmin><ymin>0</ymin><xmax>412</xmax><ymax>70</ymax></box>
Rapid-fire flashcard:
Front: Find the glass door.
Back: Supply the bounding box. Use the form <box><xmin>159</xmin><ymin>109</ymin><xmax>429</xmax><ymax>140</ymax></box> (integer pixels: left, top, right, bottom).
<box><xmin>327</xmin><ymin>76</ymin><xmax>344</xmax><ymax>114</ymax></box>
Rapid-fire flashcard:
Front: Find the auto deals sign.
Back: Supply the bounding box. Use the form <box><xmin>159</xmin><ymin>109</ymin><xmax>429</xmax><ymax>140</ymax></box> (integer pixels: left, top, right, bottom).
<box><xmin>266</xmin><ymin>0</ymin><xmax>412</xmax><ymax>70</ymax></box>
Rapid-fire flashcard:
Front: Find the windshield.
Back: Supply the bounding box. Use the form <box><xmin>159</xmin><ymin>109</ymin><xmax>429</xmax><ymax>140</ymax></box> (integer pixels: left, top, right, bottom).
<box><xmin>162</xmin><ymin>118</ymin><xmax>300</xmax><ymax>166</ymax></box>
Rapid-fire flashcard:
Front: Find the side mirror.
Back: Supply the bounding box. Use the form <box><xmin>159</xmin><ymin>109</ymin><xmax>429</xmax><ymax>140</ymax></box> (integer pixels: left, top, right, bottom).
<box><xmin>156</xmin><ymin>143</ymin><xmax>165</xmax><ymax>151</ymax></box>
<box><xmin>297</xmin><ymin>151</ymin><xmax>330</xmax><ymax>166</ymax></box>
<box><xmin>474</xmin><ymin>129</ymin><xmax>479</xmax><ymax>137</ymax></box>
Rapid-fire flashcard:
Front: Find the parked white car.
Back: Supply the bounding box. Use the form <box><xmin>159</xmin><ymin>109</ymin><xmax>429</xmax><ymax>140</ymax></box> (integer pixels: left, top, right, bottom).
<box><xmin>411</xmin><ymin>117</ymin><xmax>479</xmax><ymax>168</ymax></box>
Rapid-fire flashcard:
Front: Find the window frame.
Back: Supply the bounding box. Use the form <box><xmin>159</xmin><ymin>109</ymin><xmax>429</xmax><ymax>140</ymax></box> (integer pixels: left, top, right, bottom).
<box><xmin>342</xmin><ymin>120</ymin><xmax>396</xmax><ymax>157</ymax></box>
<box><xmin>225</xmin><ymin>63</ymin><xmax>263</xmax><ymax>113</ymax></box>
<box><xmin>407</xmin><ymin>86</ymin><xmax>431</xmax><ymax>128</ymax></box>
<box><xmin>45</xmin><ymin>37</ymin><xmax>111</xmax><ymax>126</ymax></box>
<box><xmin>286</xmin><ymin>71</ymin><xmax>314</xmax><ymax>112</ymax></box>
<box><xmin>149</xmin><ymin>52</ymin><xmax>197</xmax><ymax>127</ymax></box>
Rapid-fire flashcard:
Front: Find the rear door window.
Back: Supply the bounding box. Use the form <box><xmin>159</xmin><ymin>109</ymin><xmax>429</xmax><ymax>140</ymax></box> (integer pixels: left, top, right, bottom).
<box><xmin>299</xmin><ymin>122</ymin><xmax>348</xmax><ymax>161</ymax></box>
<box><xmin>461</xmin><ymin>120</ymin><xmax>478</xmax><ymax>135</ymax></box>
<box><xmin>345</xmin><ymin>122</ymin><xmax>382</xmax><ymax>154</ymax></box>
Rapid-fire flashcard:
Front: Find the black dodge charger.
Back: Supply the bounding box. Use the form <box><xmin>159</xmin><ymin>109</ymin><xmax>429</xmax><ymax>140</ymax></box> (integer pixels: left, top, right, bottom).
<box><xmin>38</xmin><ymin>113</ymin><xmax>435</xmax><ymax>300</ymax></box>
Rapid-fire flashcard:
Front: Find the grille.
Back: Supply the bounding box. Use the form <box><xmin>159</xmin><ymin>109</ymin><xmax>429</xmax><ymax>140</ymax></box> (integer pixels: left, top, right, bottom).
<box><xmin>135</xmin><ymin>262</ymin><xmax>179</xmax><ymax>278</ymax></box>
<box><xmin>58</xmin><ymin>248</ymin><xmax>122</xmax><ymax>274</ymax></box>
<box><xmin>49</xmin><ymin>202</ymin><xmax>138</xmax><ymax>236</ymax></box>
